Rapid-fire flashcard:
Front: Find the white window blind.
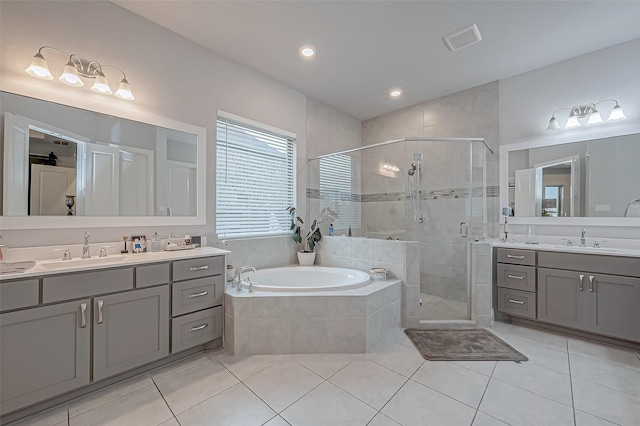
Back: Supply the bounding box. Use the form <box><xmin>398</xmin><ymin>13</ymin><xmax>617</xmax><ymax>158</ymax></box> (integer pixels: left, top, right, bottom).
<box><xmin>216</xmin><ymin>116</ymin><xmax>296</xmax><ymax>238</ymax></box>
<box><xmin>319</xmin><ymin>154</ymin><xmax>361</xmax><ymax>231</ymax></box>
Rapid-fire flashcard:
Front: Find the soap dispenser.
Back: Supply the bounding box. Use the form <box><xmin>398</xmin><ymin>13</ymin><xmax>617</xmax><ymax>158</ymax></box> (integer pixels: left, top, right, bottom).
<box><xmin>150</xmin><ymin>232</ymin><xmax>162</xmax><ymax>252</ymax></box>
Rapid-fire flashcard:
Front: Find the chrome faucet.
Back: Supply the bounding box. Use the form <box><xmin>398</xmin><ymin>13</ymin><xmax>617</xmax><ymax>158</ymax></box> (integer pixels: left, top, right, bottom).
<box><xmin>99</xmin><ymin>247</ymin><xmax>108</xmax><ymax>257</ymax></box>
<box><xmin>62</xmin><ymin>249</ymin><xmax>72</xmax><ymax>260</ymax></box>
<box><xmin>82</xmin><ymin>232</ymin><xmax>91</xmax><ymax>259</ymax></box>
<box><xmin>579</xmin><ymin>228</ymin><xmax>587</xmax><ymax>248</ymax></box>
<box><xmin>236</xmin><ymin>265</ymin><xmax>256</xmax><ymax>292</ymax></box>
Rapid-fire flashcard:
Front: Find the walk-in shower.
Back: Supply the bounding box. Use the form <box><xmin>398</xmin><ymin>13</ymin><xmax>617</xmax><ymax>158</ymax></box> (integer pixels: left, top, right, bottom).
<box><xmin>308</xmin><ymin>137</ymin><xmax>493</xmax><ymax>321</ymax></box>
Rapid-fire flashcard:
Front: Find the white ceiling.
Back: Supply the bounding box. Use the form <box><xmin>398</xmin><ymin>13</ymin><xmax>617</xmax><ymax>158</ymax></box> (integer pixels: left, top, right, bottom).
<box><xmin>114</xmin><ymin>1</ymin><xmax>640</xmax><ymax>121</ymax></box>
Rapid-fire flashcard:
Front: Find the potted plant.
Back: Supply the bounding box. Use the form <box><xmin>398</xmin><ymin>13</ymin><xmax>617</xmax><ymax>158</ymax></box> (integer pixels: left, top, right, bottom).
<box><xmin>287</xmin><ymin>206</ymin><xmax>338</xmax><ymax>265</ymax></box>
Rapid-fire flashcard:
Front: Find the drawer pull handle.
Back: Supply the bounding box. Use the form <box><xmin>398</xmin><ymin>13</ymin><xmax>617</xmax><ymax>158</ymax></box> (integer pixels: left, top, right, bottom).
<box><xmin>579</xmin><ymin>274</ymin><xmax>584</xmax><ymax>291</ymax></box>
<box><xmin>80</xmin><ymin>303</ymin><xmax>87</xmax><ymax>328</ymax></box>
<box><xmin>189</xmin><ymin>291</ymin><xmax>209</xmax><ymax>298</ymax></box>
<box><xmin>507</xmin><ymin>274</ymin><xmax>525</xmax><ymax>280</ymax></box>
<box><xmin>189</xmin><ymin>324</ymin><xmax>208</xmax><ymax>332</ymax></box>
<box><xmin>588</xmin><ymin>275</ymin><xmax>594</xmax><ymax>292</ymax></box>
<box><xmin>189</xmin><ymin>265</ymin><xmax>209</xmax><ymax>271</ymax></box>
<box><xmin>506</xmin><ymin>255</ymin><xmax>525</xmax><ymax>259</ymax></box>
<box><xmin>97</xmin><ymin>300</ymin><xmax>104</xmax><ymax>324</ymax></box>
<box><xmin>507</xmin><ymin>299</ymin><xmax>525</xmax><ymax>305</ymax></box>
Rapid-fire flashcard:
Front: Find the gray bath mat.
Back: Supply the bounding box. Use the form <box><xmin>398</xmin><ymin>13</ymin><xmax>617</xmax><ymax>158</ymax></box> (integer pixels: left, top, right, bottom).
<box><xmin>404</xmin><ymin>328</ymin><xmax>528</xmax><ymax>362</ymax></box>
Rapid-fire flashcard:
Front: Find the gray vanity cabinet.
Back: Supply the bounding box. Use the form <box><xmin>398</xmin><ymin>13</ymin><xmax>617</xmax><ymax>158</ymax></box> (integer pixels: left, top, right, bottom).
<box><xmin>586</xmin><ymin>273</ymin><xmax>640</xmax><ymax>342</ymax></box>
<box><xmin>0</xmin><ymin>300</ymin><xmax>91</xmax><ymax>415</ymax></box>
<box><xmin>93</xmin><ymin>286</ymin><xmax>170</xmax><ymax>381</ymax></box>
<box><xmin>538</xmin><ymin>268</ymin><xmax>587</xmax><ymax>329</ymax></box>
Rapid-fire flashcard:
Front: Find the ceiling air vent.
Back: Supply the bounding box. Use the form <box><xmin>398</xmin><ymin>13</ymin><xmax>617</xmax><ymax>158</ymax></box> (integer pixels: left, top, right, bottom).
<box><xmin>443</xmin><ymin>24</ymin><xmax>482</xmax><ymax>52</ymax></box>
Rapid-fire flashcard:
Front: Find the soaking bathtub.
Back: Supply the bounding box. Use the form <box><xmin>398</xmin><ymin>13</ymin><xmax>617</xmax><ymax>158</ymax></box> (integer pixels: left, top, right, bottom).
<box><xmin>245</xmin><ymin>266</ymin><xmax>371</xmax><ymax>292</ymax></box>
<box><xmin>224</xmin><ymin>265</ymin><xmax>402</xmax><ymax>355</ymax></box>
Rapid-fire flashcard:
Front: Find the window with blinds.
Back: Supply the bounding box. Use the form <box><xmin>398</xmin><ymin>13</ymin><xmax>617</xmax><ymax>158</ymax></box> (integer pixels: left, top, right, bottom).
<box><xmin>216</xmin><ymin>116</ymin><xmax>296</xmax><ymax>238</ymax></box>
<box><xmin>319</xmin><ymin>154</ymin><xmax>361</xmax><ymax>231</ymax></box>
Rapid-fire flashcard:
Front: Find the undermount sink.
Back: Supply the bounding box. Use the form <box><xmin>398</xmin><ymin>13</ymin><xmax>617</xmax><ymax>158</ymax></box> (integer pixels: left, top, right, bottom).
<box><xmin>40</xmin><ymin>256</ymin><xmax>126</xmax><ymax>269</ymax></box>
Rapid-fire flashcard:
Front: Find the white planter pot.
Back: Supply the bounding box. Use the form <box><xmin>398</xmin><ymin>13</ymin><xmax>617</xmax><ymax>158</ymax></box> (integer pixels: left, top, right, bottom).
<box><xmin>297</xmin><ymin>251</ymin><xmax>316</xmax><ymax>266</ymax></box>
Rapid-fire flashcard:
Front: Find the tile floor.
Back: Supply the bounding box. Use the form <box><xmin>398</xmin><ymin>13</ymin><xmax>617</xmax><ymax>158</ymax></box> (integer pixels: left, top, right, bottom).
<box><xmin>9</xmin><ymin>322</ymin><xmax>640</xmax><ymax>426</ymax></box>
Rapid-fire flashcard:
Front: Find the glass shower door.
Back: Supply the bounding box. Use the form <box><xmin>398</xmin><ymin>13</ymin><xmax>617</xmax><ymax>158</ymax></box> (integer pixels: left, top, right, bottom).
<box><xmin>414</xmin><ymin>140</ymin><xmax>481</xmax><ymax>321</ymax></box>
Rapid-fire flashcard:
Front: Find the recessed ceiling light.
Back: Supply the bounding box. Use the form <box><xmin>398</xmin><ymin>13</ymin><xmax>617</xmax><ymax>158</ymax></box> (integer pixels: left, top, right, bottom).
<box><xmin>299</xmin><ymin>45</ymin><xmax>315</xmax><ymax>58</ymax></box>
<box><xmin>390</xmin><ymin>89</ymin><xmax>402</xmax><ymax>97</ymax></box>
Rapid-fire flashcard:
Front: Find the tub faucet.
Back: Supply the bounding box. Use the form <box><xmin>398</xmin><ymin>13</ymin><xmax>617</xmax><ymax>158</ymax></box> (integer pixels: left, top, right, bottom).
<box><xmin>82</xmin><ymin>232</ymin><xmax>91</xmax><ymax>259</ymax></box>
<box><xmin>236</xmin><ymin>265</ymin><xmax>256</xmax><ymax>292</ymax></box>
<box><xmin>579</xmin><ymin>228</ymin><xmax>586</xmax><ymax>248</ymax></box>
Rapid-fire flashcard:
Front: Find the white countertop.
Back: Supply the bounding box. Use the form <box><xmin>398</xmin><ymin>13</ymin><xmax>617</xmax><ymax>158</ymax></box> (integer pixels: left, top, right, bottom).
<box><xmin>492</xmin><ymin>241</ymin><xmax>640</xmax><ymax>258</ymax></box>
<box><xmin>0</xmin><ymin>247</ymin><xmax>230</xmax><ymax>280</ymax></box>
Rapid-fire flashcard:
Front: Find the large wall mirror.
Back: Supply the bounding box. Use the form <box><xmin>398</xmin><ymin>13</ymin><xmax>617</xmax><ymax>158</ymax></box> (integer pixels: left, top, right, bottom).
<box><xmin>500</xmin><ymin>132</ymin><xmax>640</xmax><ymax>223</ymax></box>
<box><xmin>1</xmin><ymin>91</ymin><xmax>206</xmax><ymax>229</ymax></box>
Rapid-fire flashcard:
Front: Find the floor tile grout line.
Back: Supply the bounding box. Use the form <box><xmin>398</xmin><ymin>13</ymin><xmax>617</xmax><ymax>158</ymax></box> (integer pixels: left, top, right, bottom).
<box><xmin>241</xmin><ymin>372</ymin><xmax>326</xmax><ymax>416</ymax></box>
<box><xmin>366</xmin><ymin>356</ymin><xmax>424</xmax><ymax>379</ymax></box>
<box><xmin>566</xmin><ymin>338</ymin><xmax>577</xmax><ymax>426</ymax></box>
<box><xmin>569</xmin><ymin>351</ymin><xmax>640</xmax><ymax>373</ymax></box>
<box><xmin>470</xmin><ymin>361</ymin><xmax>497</xmax><ymax>425</ymax></box>
<box><xmin>569</xmin><ymin>375</ymin><xmax>640</xmax><ymax>398</ymax></box>
<box><xmin>375</xmin><ymin>377</ymin><xmax>413</xmax><ymax>422</ymax></box>
<box><xmin>151</xmin><ymin>376</ymin><xmax>180</xmax><ymax>422</ymax></box>
<box><xmin>573</xmin><ymin>409</ymin><xmax>625</xmax><ymax>426</ymax></box>
<box><xmin>488</xmin><ymin>375</ymin><xmax>574</xmax><ymax>409</ymax></box>
<box><xmin>327</xmin><ymin>371</ymin><xmax>408</xmax><ymax>414</ymax></box>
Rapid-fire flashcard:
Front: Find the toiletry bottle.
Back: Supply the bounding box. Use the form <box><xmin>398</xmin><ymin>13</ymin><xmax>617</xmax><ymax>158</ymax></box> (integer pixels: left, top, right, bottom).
<box><xmin>348</xmin><ymin>225</ymin><xmax>352</xmax><ymax>237</ymax></box>
<box><xmin>185</xmin><ymin>235</ymin><xmax>191</xmax><ymax>246</ymax></box>
<box><xmin>328</xmin><ymin>224</ymin><xmax>334</xmax><ymax>236</ymax></box>
<box><xmin>150</xmin><ymin>232</ymin><xmax>161</xmax><ymax>252</ymax></box>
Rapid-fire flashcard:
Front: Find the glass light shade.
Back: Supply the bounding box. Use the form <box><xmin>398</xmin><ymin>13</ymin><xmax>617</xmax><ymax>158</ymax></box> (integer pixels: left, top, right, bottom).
<box><xmin>608</xmin><ymin>105</ymin><xmax>626</xmax><ymax>121</ymax></box>
<box><xmin>114</xmin><ymin>78</ymin><xmax>135</xmax><ymax>100</ymax></box>
<box><xmin>25</xmin><ymin>53</ymin><xmax>53</xmax><ymax>80</ymax></box>
<box><xmin>59</xmin><ymin>62</ymin><xmax>84</xmax><ymax>87</ymax></box>
<box><xmin>91</xmin><ymin>72</ymin><xmax>112</xmax><ymax>95</ymax></box>
<box><xmin>564</xmin><ymin>115</ymin><xmax>581</xmax><ymax>129</ymax></box>
<box><xmin>586</xmin><ymin>110</ymin><xmax>604</xmax><ymax>126</ymax></box>
<box><xmin>546</xmin><ymin>116</ymin><xmax>560</xmax><ymax>131</ymax></box>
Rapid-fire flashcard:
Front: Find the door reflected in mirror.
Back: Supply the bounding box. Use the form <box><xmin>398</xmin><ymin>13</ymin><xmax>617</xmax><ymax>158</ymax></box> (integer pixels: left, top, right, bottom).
<box><xmin>1</xmin><ymin>91</ymin><xmax>198</xmax><ymax>217</ymax></box>
<box><xmin>507</xmin><ymin>134</ymin><xmax>639</xmax><ymax>218</ymax></box>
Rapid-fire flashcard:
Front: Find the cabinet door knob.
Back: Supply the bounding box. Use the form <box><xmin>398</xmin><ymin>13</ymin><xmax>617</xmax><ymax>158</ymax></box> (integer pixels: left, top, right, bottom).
<box><xmin>80</xmin><ymin>303</ymin><xmax>87</xmax><ymax>328</ymax></box>
<box><xmin>578</xmin><ymin>274</ymin><xmax>584</xmax><ymax>291</ymax></box>
<box><xmin>97</xmin><ymin>300</ymin><xmax>104</xmax><ymax>324</ymax></box>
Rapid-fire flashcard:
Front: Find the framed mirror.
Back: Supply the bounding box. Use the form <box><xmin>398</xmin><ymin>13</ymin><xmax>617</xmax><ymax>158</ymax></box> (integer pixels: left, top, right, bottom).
<box><xmin>1</xmin><ymin>91</ymin><xmax>206</xmax><ymax>229</ymax></box>
<box><xmin>501</xmin><ymin>132</ymin><xmax>640</xmax><ymax>224</ymax></box>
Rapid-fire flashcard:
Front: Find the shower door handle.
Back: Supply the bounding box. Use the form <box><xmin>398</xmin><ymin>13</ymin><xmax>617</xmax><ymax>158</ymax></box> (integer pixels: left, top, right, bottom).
<box><xmin>459</xmin><ymin>222</ymin><xmax>468</xmax><ymax>238</ymax></box>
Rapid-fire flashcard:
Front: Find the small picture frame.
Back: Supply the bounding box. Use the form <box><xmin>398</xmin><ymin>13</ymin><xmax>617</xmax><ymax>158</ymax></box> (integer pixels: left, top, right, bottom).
<box><xmin>131</xmin><ymin>235</ymin><xmax>147</xmax><ymax>253</ymax></box>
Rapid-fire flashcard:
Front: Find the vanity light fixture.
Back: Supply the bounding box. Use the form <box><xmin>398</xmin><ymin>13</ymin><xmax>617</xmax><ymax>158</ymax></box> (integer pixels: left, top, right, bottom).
<box><xmin>25</xmin><ymin>46</ymin><xmax>134</xmax><ymax>100</ymax></box>
<box><xmin>546</xmin><ymin>99</ymin><xmax>625</xmax><ymax>131</ymax></box>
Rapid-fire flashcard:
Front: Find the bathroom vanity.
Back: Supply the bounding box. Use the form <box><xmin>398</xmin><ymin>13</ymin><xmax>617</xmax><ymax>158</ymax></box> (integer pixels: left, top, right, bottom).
<box><xmin>493</xmin><ymin>244</ymin><xmax>640</xmax><ymax>346</ymax></box>
<box><xmin>0</xmin><ymin>248</ymin><xmax>227</xmax><ymax>420</ymax></box>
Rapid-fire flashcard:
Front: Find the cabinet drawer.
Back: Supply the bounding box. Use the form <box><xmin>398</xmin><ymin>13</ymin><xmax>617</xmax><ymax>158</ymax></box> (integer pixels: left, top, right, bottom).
<box><xmin>136</xmin><ymin>262</ymin><xmax>170</xmax><ymax>288</ymax></box>
<box><xmin>0</xmin><ymin>279</ymin><xmax>39</xmax><ymax>312</ymax></box>
<box><xmin>497</xmin><ymin>287</ymin><xmax>537</xmax><ymax>319</ymax></box>
<box><xmin>43</xmin><ymin>268</ymin><xmax>133</xmax><ymax>303</ymax></box>
<box><xmin>497</xmin><ymin>264</ymin><xmax>536</xmax><ymax>292</ymax></box>
<box><xmin>172</xmin><ymin>256</ymin><xmax>223</xmax><ymax>282</ymax></box>
<box><xmin>171</xmin><ymin>306</ymin><xmax>222</xmax><ymax>353</ymax></box>
<box><xmin>172</xmin><ymin>275</ymin><xmax>223</xmax><ymax>317</ymax></box>
<box><xmin>496</xmin><ymin>248</ymin><xmax>536</xmax><ymax>266</ymax></box>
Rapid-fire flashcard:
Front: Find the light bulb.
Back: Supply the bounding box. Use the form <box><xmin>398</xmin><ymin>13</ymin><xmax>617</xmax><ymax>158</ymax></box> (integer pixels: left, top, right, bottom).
<box><xmin>59</xmin><ymin>61</ymin><xmax>84</xmax><ymax>87</ymax></box>
<box><xmin>390</xmin><ymin>89</ymin><xmax>402</xmax><ymax>97</ymax></box>
<box><xmin>25</xmin><ymin>53</ymin><xmax>53</xmax><ymax>80</ymax></box>
<box><xmin>586</xmin><ymin>110</ymin><xmax>603</xmax><ymax>126</ymax></box>
<box><xmin>114</xmin><ymin>78</ymin><xmax>135</xmax><ymax>100</ymax></box>
<box><xmin>546</xmin><ymin>117</ymin><xmax>560</xmax><ymax>131</ymax></box>
<box><xmin>564</xmin><ymin>115</ymin><xmax>581</xmax><ymax>129</ymax></box>
<box><xmin>608</xmin><ymin>104</ymin><xmax>626</xmax><ymax>121</ymax></box>
<box><xmin>91</xmin><ymin>71</ymin><xmax>112</xmax><ymax>95</ymax></box>
<box><xmin>299</xmin><ymin>45</ymin><xmax>315</xmax><ymax>57</ymax></box>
